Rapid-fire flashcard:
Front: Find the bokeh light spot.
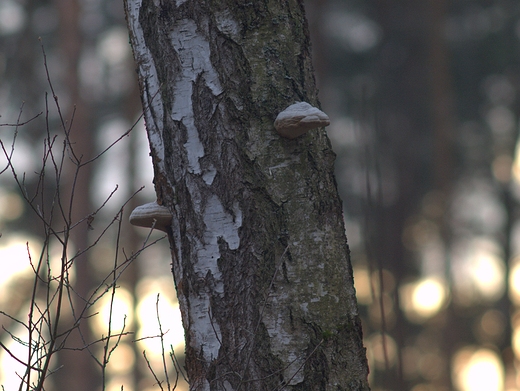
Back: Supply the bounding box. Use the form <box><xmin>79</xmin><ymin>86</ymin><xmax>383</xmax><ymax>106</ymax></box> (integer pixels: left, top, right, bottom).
<box><xmin>509</xmin><ymin>260</ymin><xmax>520</xmax><ymax>305</ymax></box>
<box><xmin>353</xmin><ymin>267</ymin><xmax>372</xmax><ymax>305</ymax></box>
<box><xmin>400</xmin><ymin>277</ymin><xmax>447</xmax><ymax>322</ymax></box>
<box><xmin>453</xmin><ymin>347</ymin><xmax>504</xmax><ymax>391</ymax></box>
<box><xmin>91</xmin><ymin>287</ymin><xmax>134</xmax><ymax>335</ymax></box>
<box><xmin>136</xmin><ymin>293</ymin><xmax>184</xmax><ymax>356</ymax></box>
<box><xmin>0</xmin><ymin>235</ymin><xmax>40</xmax><ymax>285</ymax></box>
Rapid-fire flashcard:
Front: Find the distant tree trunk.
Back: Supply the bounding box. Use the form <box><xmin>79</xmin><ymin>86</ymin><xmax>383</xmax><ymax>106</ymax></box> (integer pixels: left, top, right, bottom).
<box><xmin>53</xmin><ymin>0</ymin><xmax>100</xmax><ymax>390</ymax></box>
<box><xmin>124</xmin><ymin>1</ymin><xmax>370</xmax><ymax>390</ymax></box>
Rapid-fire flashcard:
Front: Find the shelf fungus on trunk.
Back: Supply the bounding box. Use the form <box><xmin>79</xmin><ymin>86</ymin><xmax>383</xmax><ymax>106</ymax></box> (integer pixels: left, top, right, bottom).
<box><xmin>129</xmin><ymin>201</ymin><xmax>172</xmax><ymax>232</ymax></box>
<box><xmin>274</xmin><ymin>102</ymin><xmax>330</xmax><ymax>139</ymax></box>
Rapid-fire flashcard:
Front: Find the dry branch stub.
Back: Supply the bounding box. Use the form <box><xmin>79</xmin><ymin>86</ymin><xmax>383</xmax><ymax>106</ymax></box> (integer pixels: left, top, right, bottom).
<box><xmin>129</xmin><ymin>201</ymin><xmax>172</xmax><ymax>232</ymax></box>
<box><xmin>274</xmin><ymin>101</ymin><xmax>330</xmax><ymax>139</ymax></box>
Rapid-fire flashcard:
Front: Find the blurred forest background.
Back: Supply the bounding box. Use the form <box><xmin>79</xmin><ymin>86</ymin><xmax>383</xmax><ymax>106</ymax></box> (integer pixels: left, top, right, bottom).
<box><xmin>1</xmin><ymin>0</ymin><xmax>520</xmax><ymax>390</ymax></box>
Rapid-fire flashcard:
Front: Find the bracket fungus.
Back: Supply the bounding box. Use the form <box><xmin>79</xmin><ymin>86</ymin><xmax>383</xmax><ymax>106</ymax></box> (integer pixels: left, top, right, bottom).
<box><xmin>274</xmin><ymin>102</ymin><xmax>330</xmax><ymax>139</ymax></box>
<box><xmin>129</xmin><ymin>202</ymin><xmax>172</xmax><ymax>232</ymax></box>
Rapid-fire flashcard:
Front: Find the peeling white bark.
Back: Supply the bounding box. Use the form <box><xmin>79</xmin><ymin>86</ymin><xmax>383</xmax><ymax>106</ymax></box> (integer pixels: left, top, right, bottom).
<box><xmin>202</xmin><ymin>164</ymin><xmax>217</xmax><ymax>185</ymax></box>
<box><xmin>169</xmin><ymin>19</ymin><xmax>222</xmax><ymax>175</ymax></box>
<box><xmin>125</xmin><ymin>0</ymin><xmax>166</xmax><ymax>174</ymax></box>
<box><xmin>190</xmin><ymin>194</ymin><xmax>242</xmax><ymax>294</ymax></box>
<box><xmin>190</xmin><ymin>296</ymin><xmax>222</xmax><ymax>362</ymax></box>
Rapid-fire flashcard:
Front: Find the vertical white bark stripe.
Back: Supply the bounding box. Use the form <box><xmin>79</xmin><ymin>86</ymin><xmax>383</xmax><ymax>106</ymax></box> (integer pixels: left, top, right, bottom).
<box><xmin>169</xmin><ymin>19</ymin><xmax>223</xmax><ymax>175</ymax></box>
<box><xmin>126</xmin><ymin>0</ymin><xmax>166</xmax><ymax>174</ymax></box>
<box><xmin>191</xmin><ymin>196</ymin><xmax>242</xmax><ymax>356</ymax></box>
<box><xmin>195</xmin><ymin>195</ymin><xmax>241</xmax><ymax>278</ymax></box>
<box><xmin>190</xmin><ymin>296</ymin><xmax>222</xmax><ymax>363</ymax></box>
<box><xmin>203</xmin><ymin>195</ymin><xmax>241</xmax><ymax>250</ymax></box>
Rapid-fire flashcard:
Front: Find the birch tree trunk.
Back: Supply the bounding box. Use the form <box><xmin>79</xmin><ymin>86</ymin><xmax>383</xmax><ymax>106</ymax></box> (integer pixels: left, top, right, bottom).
<box><xmin>124</xmin><ymin>1</ymin><xmax>370</xmax><ymax>390</ymax></box>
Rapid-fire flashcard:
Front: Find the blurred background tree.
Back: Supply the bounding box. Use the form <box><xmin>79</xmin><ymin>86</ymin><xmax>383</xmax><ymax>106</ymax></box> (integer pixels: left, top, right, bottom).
<box><xmin>2</xmin><ymin>0</ymin><xmax>520</xmax><ymax>390</ymax></box>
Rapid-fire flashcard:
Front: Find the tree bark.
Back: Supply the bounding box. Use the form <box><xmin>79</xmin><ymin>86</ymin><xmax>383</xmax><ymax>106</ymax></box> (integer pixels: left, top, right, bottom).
<box><xmin>124</xmin><ymin>1</ymin><xmax>370</xmax><ymax>390</ymax></box>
